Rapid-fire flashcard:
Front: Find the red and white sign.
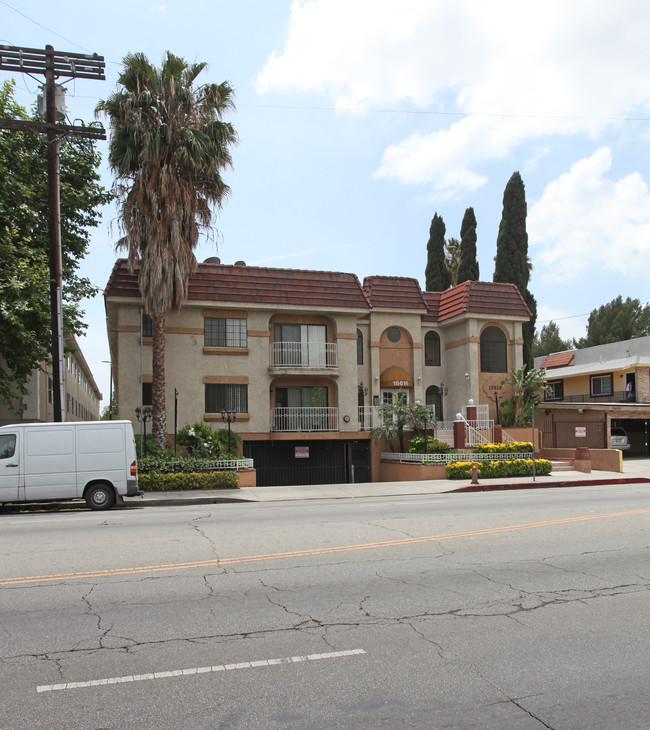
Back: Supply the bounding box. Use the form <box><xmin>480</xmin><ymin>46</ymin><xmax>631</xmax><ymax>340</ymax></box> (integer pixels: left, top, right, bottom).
<box><xmin>295</xmin><ymin>446</ymin><xmax>310</xmax><ymax>459</ymax></box>
<box><xmin>575</xmin><ymin>426</ymin><xmax>587</xmax><ymax>438</ymax></box>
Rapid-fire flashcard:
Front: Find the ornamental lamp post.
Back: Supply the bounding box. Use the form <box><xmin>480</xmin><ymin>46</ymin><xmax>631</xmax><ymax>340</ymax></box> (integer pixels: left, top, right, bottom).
<box><xmin>221</xmin><ymin>410</ymin><xmax>237</xmax><ymax>454</ymax></box>
<box><xmin>135</xmin><ymin>406</ymin><xmax>152</xmax><ymax>457</ymax></box>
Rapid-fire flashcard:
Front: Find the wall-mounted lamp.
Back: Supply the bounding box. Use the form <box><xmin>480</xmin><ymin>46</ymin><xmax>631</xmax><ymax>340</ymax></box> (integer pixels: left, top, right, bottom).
<box><xmin>464</xmin><ymin>372</ymin><xmax>470</xmax><ymax>380</ymax></box>
<box><xmin>439</xmin><ymin>381</ymin><xmax>448</xmax><ymax>396</ymax></box>
<box><xmin>417</xmin><ymin>376</ymin><xmax>422</xmax><ymax>383</ymax></box>
<box><xmin>374</xmin><ymin>376</ymin><xmax>379</xmax><ymax>383</ymax></box>
<box><xmin>577</xmin><ymin>408</ymin><xmax>584</xmax><ymax>414</ymax></box>
<box><xmin>358</xmin><ymin>381</ymin><xmax>369</xmax><ymax>396</ymax></box>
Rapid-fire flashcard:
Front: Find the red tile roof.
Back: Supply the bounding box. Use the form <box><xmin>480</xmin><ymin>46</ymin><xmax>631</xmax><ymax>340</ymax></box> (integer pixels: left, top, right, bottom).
<box><xmin>437</xmin><ymin>281</ymin><xmax>531</xmax><ymax>321</ymax></box>
<box><xmin>105</xmin><ymin>260</ymin><xmax>532</xmax><ymax>323</ymax></box>
<box><xmin>105</xmin><ymin>259</ymin><xmax>370</xmax><ymax>310</ymax></box>
<box><xmin>539</xmin><ymin>351</ymin><xmax>575</xmax><ymax>369</ymax></box>
<box><xmin>362</xmin><ymin>276</ymin><xmax>427</xmax><ymax>310</ymax></box>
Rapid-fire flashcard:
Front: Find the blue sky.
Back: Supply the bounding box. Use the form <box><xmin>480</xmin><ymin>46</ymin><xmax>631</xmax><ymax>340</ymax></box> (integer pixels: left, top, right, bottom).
<box><xmin>4</xmin><ymin>0</ymin><xmax>650</xmax><ymax>407</ymax></box>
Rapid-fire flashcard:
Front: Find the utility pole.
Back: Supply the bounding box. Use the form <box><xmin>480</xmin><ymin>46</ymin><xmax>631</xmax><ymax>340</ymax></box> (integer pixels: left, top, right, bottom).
<box><xmin>0</xmin><ymin>44</ymin><xmax>105</xmax><ymax>421</ymax></box>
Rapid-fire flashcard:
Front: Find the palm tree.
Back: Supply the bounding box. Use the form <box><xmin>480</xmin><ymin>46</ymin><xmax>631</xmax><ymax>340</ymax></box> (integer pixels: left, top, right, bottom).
<box><xmin>97</xmin><ymin>52</ymin><xmax>237</xmax><ymax>452</ymax></box>
<box><xmin>499</xmin><ymin>365</ymin><xmax>550</xmax><ymax>427</ymax></box>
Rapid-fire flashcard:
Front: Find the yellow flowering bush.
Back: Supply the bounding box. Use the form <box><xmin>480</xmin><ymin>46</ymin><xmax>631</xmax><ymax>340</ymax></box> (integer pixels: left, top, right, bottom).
<box><xmin>446</xmin><ymin>458</ymin><xmax>552</xmax><ymax>479</ymax></box>
<box><xmin>474</xmin><ymin>441</ymin><xmax>534</xmax><ymax>454</ymax></box>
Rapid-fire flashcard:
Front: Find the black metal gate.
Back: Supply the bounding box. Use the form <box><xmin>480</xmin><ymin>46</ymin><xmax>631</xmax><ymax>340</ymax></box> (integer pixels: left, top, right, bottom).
<box><xmin>244</xmin><ymin>441</ymin><xmax>345</xmax><ymax>487</ymax></box>
<box><xmin>349</xmin><ymin>441</ymin><xmax>371</xmax><ymax>483</ymax></box>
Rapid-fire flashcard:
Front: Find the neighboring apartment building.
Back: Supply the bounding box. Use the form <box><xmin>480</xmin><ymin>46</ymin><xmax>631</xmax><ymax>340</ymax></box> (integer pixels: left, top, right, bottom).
<box><xmin>0</xmin><ymin>334</ymin><xmax>102</xmax><ymax>426</ymax></box>
<box><xmin>105</xmin><ymin>258</ymin><xmax>531</xmax><ymax>485</ymax></box>
<box><xmin>534</xmin><ymin>336</ymin><xmax>650</xmax><ymax>454</ymax></box>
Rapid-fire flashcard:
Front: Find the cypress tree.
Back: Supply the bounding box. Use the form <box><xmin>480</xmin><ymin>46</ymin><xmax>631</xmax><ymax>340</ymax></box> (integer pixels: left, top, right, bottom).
<box><xmin>425</xmin><ymin>213</ymin><xmax>451</xmax><ymax>291</ymax></box>
<box><xmin>494</xmin><ymin>172</ymin><xmax>529</xmax><ymax>289</ymax></box>
<box><xmin>457</xmin><ymin>206</ymin><xmax>479</xmax><ymax>284</ymax></box>
<box><xmin>493</xmin><ymin>172</ymin><xmax>536</xmax><ymax>368</ymax></box>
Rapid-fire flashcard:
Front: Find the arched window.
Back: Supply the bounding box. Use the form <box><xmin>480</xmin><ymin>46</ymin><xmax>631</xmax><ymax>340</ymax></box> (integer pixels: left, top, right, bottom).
<box><xmin>426</xmin><ymin>385</ymin><xmax>443</xmax><ymax>421</ymax></box>
<box><xmin>357</xmin><ymin>329</ymin><xmax>363</xmax><ymax>365</ymax></box>
<box><xmin>424</xmin><ymin>331</ymin><xmax>441</xmax><ymax>366</ymax></box>
<box><xmin>480</xmin><ymin>326</ymin><xmax>507</xmax><ymax>373</ymax></box>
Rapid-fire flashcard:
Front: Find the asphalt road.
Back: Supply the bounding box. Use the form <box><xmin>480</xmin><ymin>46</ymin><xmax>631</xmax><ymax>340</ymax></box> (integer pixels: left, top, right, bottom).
<box><xmin>1</xmin><ymin>484</ymin><xmax>649</xmax><ymax>729</ymax></box>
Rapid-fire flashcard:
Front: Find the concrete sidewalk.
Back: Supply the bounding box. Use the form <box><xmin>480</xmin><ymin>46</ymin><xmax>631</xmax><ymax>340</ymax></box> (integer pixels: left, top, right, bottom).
<box><xmin>125</xmin><ymin>458</ymin><xmax>650</xmax><ymax>507</ymax></box>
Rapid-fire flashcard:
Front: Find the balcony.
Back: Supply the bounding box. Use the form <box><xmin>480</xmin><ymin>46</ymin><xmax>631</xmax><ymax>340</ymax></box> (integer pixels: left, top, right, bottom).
<box><xmin>271</xmin><ymin>407</ymin><xmax>339</xmax><ymax>432</ymax></box>
<box><xmin>270</xmin><ymin>342</ymin><xmax>338</xmax><ymax>370</ymax></box>
<box><xmin>545</xmin><ymin>390</ymin><xmax>637</xmax><ymax>404</ymax></box>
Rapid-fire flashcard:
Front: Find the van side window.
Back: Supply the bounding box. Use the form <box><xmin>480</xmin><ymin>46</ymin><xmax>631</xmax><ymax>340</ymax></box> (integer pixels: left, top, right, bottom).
<box><xmin>0</xmin><ymin>434</ymin><xmax>16</xmax><ymax>459</ymax></box>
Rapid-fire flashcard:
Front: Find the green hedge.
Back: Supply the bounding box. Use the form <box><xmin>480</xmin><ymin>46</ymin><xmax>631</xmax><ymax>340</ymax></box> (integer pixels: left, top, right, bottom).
<box><xmin>474</xmin><ymin>441</ymin><xmax>534</xmax><ymax>454</ymax></box>
<box><xmin>138</xmin><ymin>471</ymin><xmax>239</xmax><ymax>491</ymax></box>
<box><xmin>446</xmin><ymin>458</ymin><xmax>552</xmax><ymax>479</ymax></box>
<box><xmin>138</xmin><ymin>456</ymin><xmax>247</xmax><ymax>475</ymax></box>
<box><xmin>408</xmin><ymin>434</ymin><xmax>452</xmax><ymax>454</ymax></box>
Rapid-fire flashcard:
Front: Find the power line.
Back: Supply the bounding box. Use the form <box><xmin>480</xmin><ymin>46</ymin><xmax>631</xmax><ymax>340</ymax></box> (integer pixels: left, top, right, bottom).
<box><xmin>0</xmin><ymin>0</ymin><xmax>92</xmax><ymax>53</ymax></box>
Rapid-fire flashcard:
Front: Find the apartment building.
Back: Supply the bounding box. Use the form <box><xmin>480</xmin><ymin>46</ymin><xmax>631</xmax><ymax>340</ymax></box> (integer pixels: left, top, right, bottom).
<box><xmin>0</xmin><ymin>334</ymin><xmax>102</xmax><ymax>425</ymax></box>
<box><xmin>535</xmin><ymin>336</ymin><xmax>650</xmax><ymax>453</ymax></box>
<box><xmin>105</xmin><ymin>258</ymin><xmax>531</xmax><ymax>485</ymax></box>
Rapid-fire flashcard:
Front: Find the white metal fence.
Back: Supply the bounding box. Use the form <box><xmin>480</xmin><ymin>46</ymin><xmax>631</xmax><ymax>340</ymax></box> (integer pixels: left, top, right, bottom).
<box><xmin>271</xmin><ymin>407</ymin><xmax>338</xmax><ymax>432</ymax></box>
<box><xmin>271</xmin><ymin>342</ymin><xmax>338</xmax><ymax>368</ymax></box>
<box><xmin>381</xmin><ymin>451</ymin><xmax>534</xmax><ymax>464</ymax></box>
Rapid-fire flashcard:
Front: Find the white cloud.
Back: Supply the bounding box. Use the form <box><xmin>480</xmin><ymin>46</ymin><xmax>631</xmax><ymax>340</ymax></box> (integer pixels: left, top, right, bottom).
<box><xmin>536</xmin><ymin>305</ymin><xmax>588</xmax><ymax>344</ymax></box>
<box><xmin>529</xmin><ymin>148</ymin><xmax>650</xmax><ymax>282</ymax></box>
<box><xmin>257</xmin><ymin>0</ymin><xmax>650</xmax><ymax>197</ymax></box>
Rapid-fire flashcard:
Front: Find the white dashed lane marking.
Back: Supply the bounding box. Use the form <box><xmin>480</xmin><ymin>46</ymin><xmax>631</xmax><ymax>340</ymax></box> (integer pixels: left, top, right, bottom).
<box><xmin>36</xmin><ymin>649</ymin><xmax>367</xmax><ymax>693</ymax></box>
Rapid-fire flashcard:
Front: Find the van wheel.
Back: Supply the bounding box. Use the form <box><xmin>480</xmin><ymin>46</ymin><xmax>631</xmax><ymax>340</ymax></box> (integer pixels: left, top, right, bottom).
<box><xmin>85</xmin><ymin>484</ymin><xmax>116</xmax><ymax>511</ymax></box>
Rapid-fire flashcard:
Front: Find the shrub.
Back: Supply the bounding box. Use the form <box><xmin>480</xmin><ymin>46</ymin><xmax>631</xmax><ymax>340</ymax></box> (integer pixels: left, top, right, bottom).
<box><xmin>446</xmin><ymin>458</ymin><xmax>552</xmax><ymax>479</ymax></box>
<box><xmin>474</xmin><ymin>441</ymin><xmax>534</xmax><ymax>454</ymax></box>
<box><xmin>408</xmin><ymin>434</ymin><xmax>451</xmax><ymax>454</ymax></box>
<box><xmin>177</xmin><ymin>420</ymin><xmax>225</xmax><ymax>458</ymax></box>
<box><xmin>138</xmin><ymin>471</ymin><xmax>239</xmax><ymax>491</ymax></box>
<box><xmin>138</xmin><ymin>455</ymin><xmax>247</xmax><ymax>475</ymax></box>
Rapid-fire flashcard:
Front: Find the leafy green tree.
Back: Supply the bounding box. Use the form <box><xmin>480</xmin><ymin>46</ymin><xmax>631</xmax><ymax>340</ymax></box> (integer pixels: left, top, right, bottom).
<box><xmin>499</xmin><ymin>365</ymin><xmax>550</xmax><ymax>427</ymax></box>
<box><xmin>97</xmin><ymin>52</ymin><xmax>238</xmax><ymax>452</ymax></box>
<box><xmin>457</xmin><ymin>206</ymin><xmax>479</xmax><ymax>284</ymax></box>
<box><xmin>0</xmin><ymin>80</ymin><xmax>110</xmax><ymax>408</ymax></box>
<box><xmin>574</xmin><ymin>296</ymin><xmax>650</xmax><ymax>348</ymax></box>
<box><xmin>425</xmin><ymin>213</ymin><xmax>451</xmax><ymax>291</ymax></box>
<box><xmin>100</xmin><ymin>398</ymin><xmax>119</xmax><ymax>420</ymax></box>
<box><xmin>493</xmin><ymin>172</ymin><xmax>536</xmax><ymax>368</ymax></box>
<box><xmin>533</xmin><ymin>321</ymin><xmax>571</xmax><ymax>358</ymax></box>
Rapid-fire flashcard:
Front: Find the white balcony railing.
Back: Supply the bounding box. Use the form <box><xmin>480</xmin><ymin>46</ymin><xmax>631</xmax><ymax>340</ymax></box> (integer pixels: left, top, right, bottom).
<box><xmin>271</xmin><ymin>342</ymin><xmax>338</xmax><ymax>368</ymax></box>
<box><xmin>271</xmin><ymin>407</ymin><xmax>339</xmax><ymax>432</ymax></box>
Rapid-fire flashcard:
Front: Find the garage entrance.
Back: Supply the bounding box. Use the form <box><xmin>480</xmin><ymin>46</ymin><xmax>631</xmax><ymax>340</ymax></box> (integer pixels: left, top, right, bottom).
<box><xmin>244</xmin><ymin>440</ymin><xmax>371</xmax><ymax>487</ymax></box>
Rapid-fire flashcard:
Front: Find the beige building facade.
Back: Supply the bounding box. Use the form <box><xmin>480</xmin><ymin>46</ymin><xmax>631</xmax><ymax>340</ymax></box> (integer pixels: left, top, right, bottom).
<box><xmin>105</xmin><ymin>259</ymin><xmax>531</xmax><ymax>485</ymax></box>
<box><xmin>0</xmin><ymin>334</ymin><xmax>102</xmax><ymax>426</ymax></box>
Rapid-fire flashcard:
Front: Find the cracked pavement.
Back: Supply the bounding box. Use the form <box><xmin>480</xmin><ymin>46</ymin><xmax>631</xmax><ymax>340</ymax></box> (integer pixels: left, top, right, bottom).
<box><xmin>1</xmin><ymin>486</ymin><xmax>649</xmax><ymax>728</ymax></box>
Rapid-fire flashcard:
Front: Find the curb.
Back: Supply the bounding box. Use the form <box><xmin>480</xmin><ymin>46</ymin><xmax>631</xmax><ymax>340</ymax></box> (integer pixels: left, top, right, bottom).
<box><xmin>452</xmin><ymin>476</ymin><xmax>650</xmax><ymax>493</ymax></box>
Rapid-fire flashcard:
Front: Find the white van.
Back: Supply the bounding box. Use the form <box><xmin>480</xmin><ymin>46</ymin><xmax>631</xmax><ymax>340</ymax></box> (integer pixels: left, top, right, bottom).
<box><xmin>0</xmin><ymin>420</ymin><xmax>140</xmax><ymax>511</ymax></box>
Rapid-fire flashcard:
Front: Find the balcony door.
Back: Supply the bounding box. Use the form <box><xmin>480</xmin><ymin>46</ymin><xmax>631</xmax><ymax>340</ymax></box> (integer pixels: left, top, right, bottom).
<box><xmin>274</xmin><ymin>324</ymin><xmax>326</xmax><ymax>367</ymax></box>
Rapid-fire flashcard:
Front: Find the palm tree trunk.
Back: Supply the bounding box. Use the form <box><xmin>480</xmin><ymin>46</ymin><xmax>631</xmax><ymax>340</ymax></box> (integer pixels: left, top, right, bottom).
<box><xmin>152</xmin><ymin>313</ymin><xmax>167</xmax><ymax>453</ymax></box>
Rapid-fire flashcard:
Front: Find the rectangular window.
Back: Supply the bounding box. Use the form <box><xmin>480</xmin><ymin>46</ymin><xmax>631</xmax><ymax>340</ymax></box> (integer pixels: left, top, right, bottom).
<box><xmin>0</xmin><ymin>433</ymin><xmax>16</xmax><ymax>460</ymax></box>
<box><xmin>590</xmin><ymin>374</ymin><xmax>612</xmax><ymax>397</ymax></box>
<box><xmin>141</xmin><ymin>314</ymin><xmax>153</xmax><ymax>338</ymax></box>
<box><xmin>275</xmin><ymin>386</ymin><xmax>328</xmax><ymax>408</ymax></box>
<box><xmin>48</xmin><ymin>377</ymin><xmax>53</xmax><ymax>404</ymax></box>
<box><xmin>204</xmin><ymin>318</ymin><xmax>247</xmax><ymax>348</ymax></box>
<box><xmin>274</xmin><ymin>323</ymin><xmax>327</xmax><ymax>366</ymax></box>
<box><xmin>142</xmin><ymin>383</ymin><xmax>153</xmax><ymax>407</ymax></box>
<box><xmin>205</xmin><ymin>384</ymin><xmax>248</xmax><ymax>413</ymax></box>
<box><xmin>546</xmin><ymin>380</ymin><xmax>564</xmax><ymax>401</ymax></box>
